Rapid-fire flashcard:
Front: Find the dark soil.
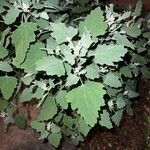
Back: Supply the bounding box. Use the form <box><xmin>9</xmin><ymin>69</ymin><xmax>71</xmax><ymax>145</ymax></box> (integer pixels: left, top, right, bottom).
<box><xmin>0</xmin><ymin>78</ymin><xmax>150</xmax><ymax>150</ymax></box>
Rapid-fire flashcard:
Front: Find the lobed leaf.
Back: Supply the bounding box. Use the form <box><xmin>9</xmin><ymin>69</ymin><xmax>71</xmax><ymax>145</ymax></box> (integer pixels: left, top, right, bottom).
<box><xmin>51</xmin><ymin>22</ymin><xmax>78</xmax><ymax>44</ymax></box>
<box><xmin>36</xmin><ymin>56</ymin><xmax>65</xmax><ymax>77</ymax></box>
<box><xmin>37</xmin><ymin>96</ymin><xmax>58</xmax><ymax>121</ymax></box>
<box><xmin>11</xmin><ymin>22</ymin><xmax>37</xmax><ymax>66</ymax></box>
<box><xmin>94</xmin><ymin>44</ymin><xmax>127</xmax><ymax>66</ymax></box>
<box><xmin>79</xmin><ymin>7</ymin><xmax>108</xmax><ymax>37</ymax></box>
<box><xmin>66</xmin><ymin>81</ymin><xmax>106</xmax><ymax>127</ymax></box>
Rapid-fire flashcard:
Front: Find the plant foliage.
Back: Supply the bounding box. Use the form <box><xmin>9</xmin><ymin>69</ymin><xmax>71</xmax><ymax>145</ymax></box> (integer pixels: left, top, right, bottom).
<box><xmin>0</xmin><ymin>0</ymin><xmax>149</xmax><ymax>148</ymax></box>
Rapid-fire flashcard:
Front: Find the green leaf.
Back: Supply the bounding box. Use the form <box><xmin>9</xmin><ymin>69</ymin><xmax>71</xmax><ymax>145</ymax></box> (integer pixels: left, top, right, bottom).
<box><xmin>106</xmin><ymin>87</ymin><xmax>122</xmax><ymax>97</ymax></box>
<box><xmin>55</xmin><ymin>90</ymin><xmax>68</xmax><ymax>109</ymax></box>
<box><xmin>114</xmin><ymin>32</ymin><xmax>135</xmax><ymax>50</ymax></box>
<box><xmin>48</xmin><ymin>132</ymin><xmax>62</xmax><ymax>148</ymax></box>
<box><xmin>94</xmin><ymin>44</ymin><xmax>127</xmax><ymax>66</ymax></box>
<box><xmin>39</xmin><ymin>12</ymin><xmax>49</xmax><ymax>20</ymax></box>
<box><xmin>143</xmin><ymin>32</ymin><xmax>150</xmax><ymax>39</ymax></box>
<box><xmin>132</xmin><ymin>0</ymin><xmax>142</xmax><ymax>17</ymax></box>
<box><xmin>14</xmin><ymin>113</ymin><xmax>26</xmax><ymax>129</ymax></box>
<box><xmin>11</xmin><ymin>22</ymin><xmax>37</xmax><ymax>66</ymax></box>
<box><xmin>19</xmin><ymin>87</ymin><xmax>33</xmax><ymax>103</ymax></box>
<box><xmin>104</xmin><ymin>72</ymin><xmax>122</xmax><ymax>88</ymax></box>
<box><xmin>38</xmin><ymin>96</ymin><xmax>57</xmax><ymax>121</ymax></box>
<box><xmin>124</xmin><ymin>25</ymin><xmax>141</xmax><ymax>38</ymax></box>
<box><xmin>117</xmin><ymin>11</ymin><xmax>131</xmax><ymax>21</ymax></box>
<box><xmin>78</xmin><ymin>0</ymin><xmax>90</xmax><ymax>6</ymax></box>
<box><xmin>35</xmin><ymin>18</ymin><xmax>49</xmax><ymax>29</ymax></box>
<box><xmin>46</xmin><ymin>37</ymin><xmax>58</xmax><ymax>54</ymax></box>
<box><xmin>59</xmin><ymin>44</ymin><xmax>75</xmax><ymax>65</ymax></box>
<box><xmin>50</xmin><ymin>123</ymin><xmax>61</xmax><ymax>133</ymax></box>
<box><xmin>36</xmin><ymin>56</ymin><xmax>65</xmax><ymax>77</ymax></box>
<box><xmin>0</xmin><ymin>44</ymin><xmax>8</xmax><ymax>59</ymax></box>
<box><xmin>51</xmin><ymin>22</ymin><xmax>78</xmax><ymax>44</ymax></box>
<box><xmin>44</xmin><ymin>0</ymin><xmax>59</xmax><ymax>7</ymax></box>
<box><xmin>62</xmin><ymin>127</ymin><xmax>74</xmax><ymax>136</ymax></box>
<box><xmin>66</xmin><ymin>81</ymin><xmax>106</xmax><ymax>127</ymax></box>
<box><xmin>99</xmin><ymin>110</ymin><xmax>113</xmax><ymax>129</ymax></box>
<box><xmin>80</xmin><ymin>30</ymin><xmax>93</xmax><ymax>49</ymax></box>
<box><xmin>33</xmin><ymin>87</ymin><xmax>45</xmax><ymax>100</ymax></box>
<box><xmin>55</xmin><ymin>112</ymin><xmax>63</xmax><ymax>123</ymax></box>
<box><xmin>0</xmin><ymin>99</ymin><xmax>9</xmax><ymax>111</ymax></box>
<box><xmin>0</xmin><ymin>27</ymin><xmax>10</xmax><ymax>46</ymax></box>
<box><xmin>3</xmin><ymin>8</ymin><xmax>20</xmax><ymax>25</ymax></box>
<box><xmin>62</xmin><ymin>115</ymin><xmax>77</xmax><ymax>129</ymax></box>
<box><xmin>6</xmin><ymin>103</ymin><xmax>16</xmax><ymax>116</ymax></box>
<box><xmin>119</xmin><ymin>66</ymin><xmax>132</xmax><ymax>78</ymax></box>
<box><xmin>85</xmin><ymin>64</ymin><xmax>99</xmax><ymax>80</ymax></box>
<box><xmin>30</xmin><ymin>121</ymin><xmax>45</xmax><ymax>133</ymax></box>
<box><xmin>79</xmin><ymin>7</ymin><xmax>107</xmax><ymax>37</ymax></box>
<box><xmin>21</xmin><ymin>74</ymin><xmax>35</xmax><ymax>85</ymax></box>
<box><xmin>72</xmin><ymin>135</ymin><xmax>84</xmax><ymax>145</ymax></box>
<box><xmin>141</xmin><ymin>66</ymin><xmax>150</xmax><ymax>79</ymax></box>
<box><xmin>21</xmin><ymin>42</ymin><xmax>46</xmax><ymax>73</ymax></box>
<box><xmin>77</xmin><ymin>117</ymin><xmax>91</xmax><ymax>136</ymax></box>
<box><xmin>0</xmin><ymin>61</ymin><xmax>13</xmax><ymax>72</ymax></box>
<box><xmin>39</xmin><ymin>131</ymin><xmax>49</xmax><ymax>140</ymax></box>
<box><xmin>0</xmin><ymin>6</ymin><xmax>5</xmax><ymax>13</ymax></box>
<box><xmin>0</xmin><ymin>76</ymin><xmax>17</xmax><ymax>100</ymax></box>
<box><xmin>66</xmin><ymin>74</ymin><xmax>79</xmax><ymax>87</ymax></box>
<box><xmin>116</xmin><ymin>95</ymin><xmax>126</xmax><ymax>109</ymax></box>
<box><xmin>128</xmin><ymin>90</ymin><xmax>139</xmax><ymax>98</ymax></box>
<box><xmin>0</xmin><ymin>0</ymin><xmax>12</xmax><ymax>7</ymax></box>
<box><xmin>131</xmin><ymin>53</ymin><xmax>147</xmax><ymax>64</ymax></box>
<box><xmin>33</xmin><ymin>3</ymin><xmax>44</xmax><ymax>9</ymax></box>
<box><xmin>111</xmin><ymin>110</ymin><xmax>124</xmax><ymax>126</ymax></box>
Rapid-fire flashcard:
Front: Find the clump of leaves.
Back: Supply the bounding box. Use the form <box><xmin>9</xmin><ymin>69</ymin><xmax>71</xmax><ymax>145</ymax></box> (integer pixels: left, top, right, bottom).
<box><xmin>0</xmin><ymin>0</ymin><xmax>149</xmax><ymax>148</ymax></box>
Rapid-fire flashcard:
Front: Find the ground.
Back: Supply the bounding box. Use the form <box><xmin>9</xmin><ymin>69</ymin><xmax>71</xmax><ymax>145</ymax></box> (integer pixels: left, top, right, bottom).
<box><xmin>0</xmin><ymin>78</ymin><xmax>150</xmax><ymax>150</ymax></box>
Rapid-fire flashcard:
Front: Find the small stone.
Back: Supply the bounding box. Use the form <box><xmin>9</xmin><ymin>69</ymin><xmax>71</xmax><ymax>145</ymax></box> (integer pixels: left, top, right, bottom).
<box><xmin>108</xmin><ymin>143</ymin><xmax>112</xmax><ymax>147</ymax></box>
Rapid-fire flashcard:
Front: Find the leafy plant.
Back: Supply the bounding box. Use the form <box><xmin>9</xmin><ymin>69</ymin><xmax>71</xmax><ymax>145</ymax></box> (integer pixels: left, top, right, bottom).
<box><xmin>0</xmin><ymin>0</ymin><xmax>149</xmax><ymax>148</ymax></box>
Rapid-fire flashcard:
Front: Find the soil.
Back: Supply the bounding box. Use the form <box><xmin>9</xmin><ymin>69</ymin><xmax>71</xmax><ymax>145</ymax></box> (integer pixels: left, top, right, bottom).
<box><xmin>0</xmin><ymin>78</ymin><xmax>150</xmax><ymax>150</ymax></box>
